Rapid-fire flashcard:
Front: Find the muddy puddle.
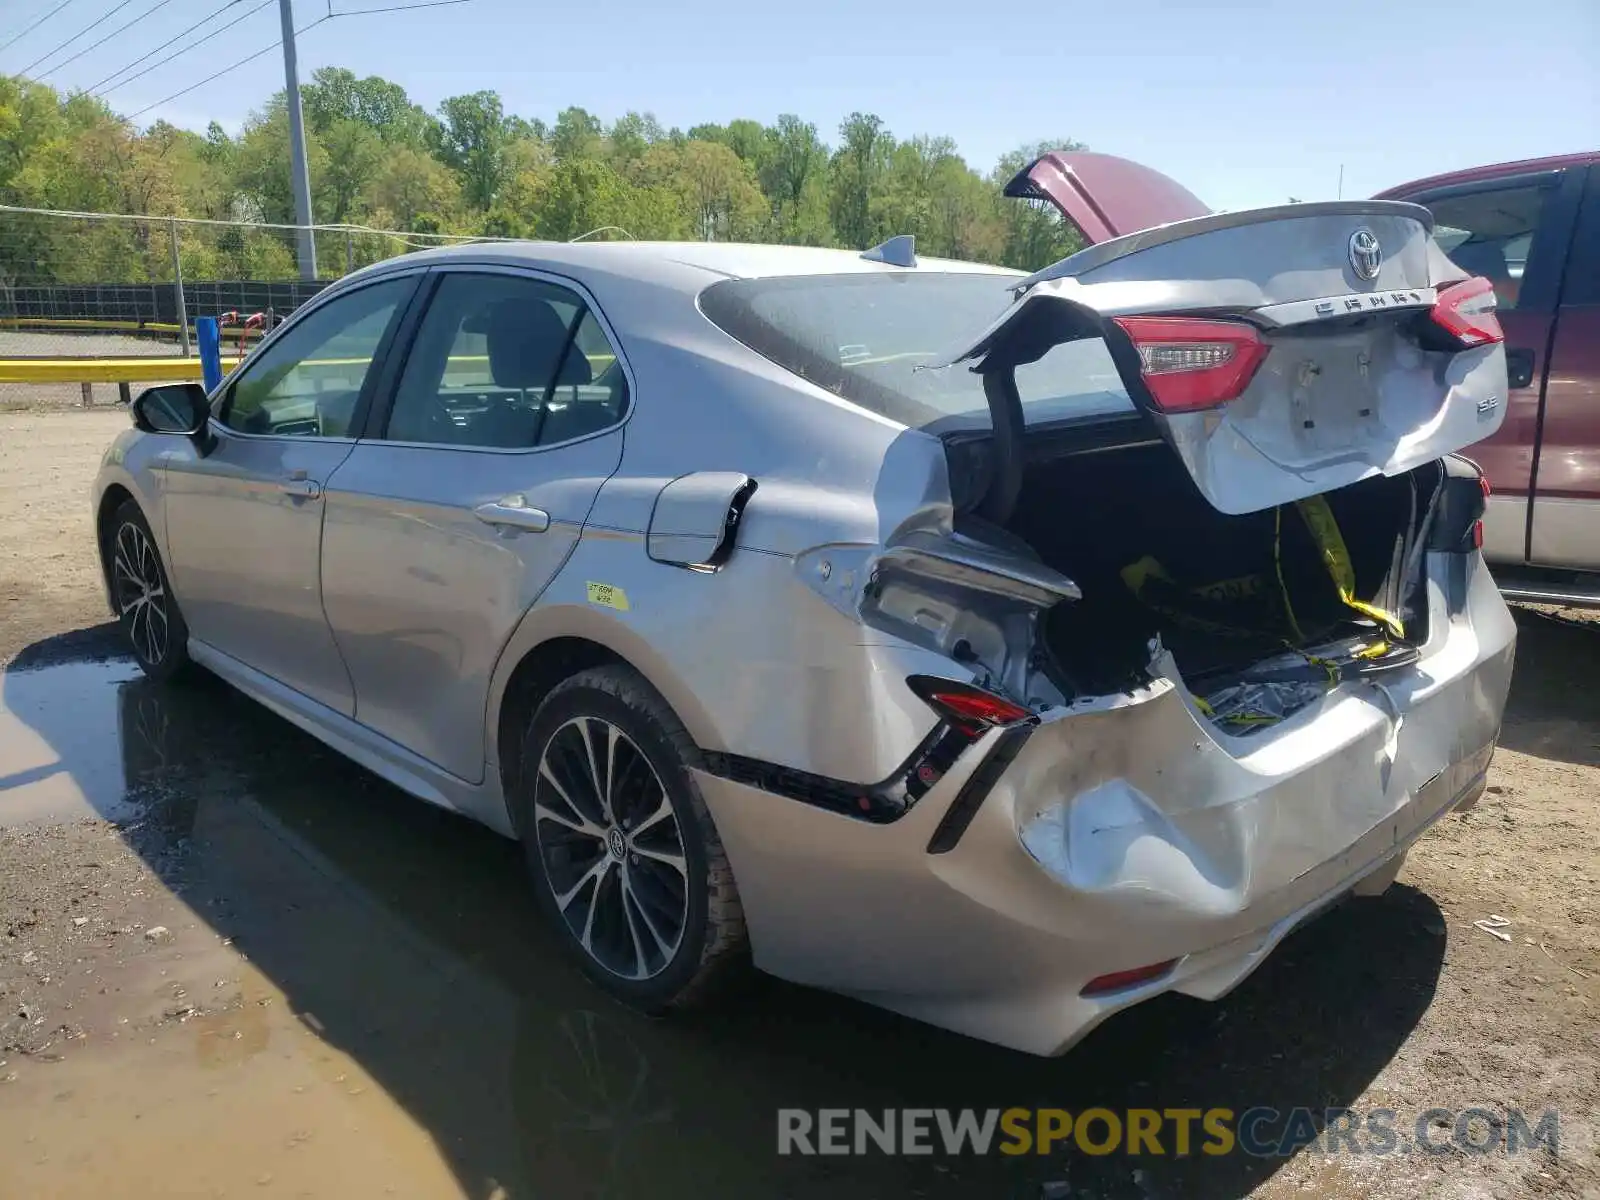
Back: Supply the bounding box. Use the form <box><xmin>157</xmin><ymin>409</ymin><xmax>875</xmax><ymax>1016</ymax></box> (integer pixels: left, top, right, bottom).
<box><xmin>0</xmin><ymin>633</ymin><xmax>1459</xmax><ymax>1199</ymax></box>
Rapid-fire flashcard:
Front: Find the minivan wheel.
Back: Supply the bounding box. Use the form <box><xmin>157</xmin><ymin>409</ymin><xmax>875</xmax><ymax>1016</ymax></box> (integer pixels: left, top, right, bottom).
<box><xmin>517</xmin><ymin>665</ymin><xmax>745</xmax><ymax>1010</ymax></box>
<box><xmin>107</xmin><ymin>501</ymin><xmax>191</xmax><ymax>683</ymax></box>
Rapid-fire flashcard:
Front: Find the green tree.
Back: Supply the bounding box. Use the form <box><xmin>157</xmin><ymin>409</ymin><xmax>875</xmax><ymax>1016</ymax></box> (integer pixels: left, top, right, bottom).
<box><xmin>234</xmin><ymin>101</ymin><xmax>331</xmax><ymax>225</ymax></box>
<box><xmin>433</xmin><ymin>91</ymin><xmax>510</xmax><ymax>210</ymax></box>
<box><xmin>0</xmin><ymin>70</ymin><xmax>1098</xmax><ymax>283</ymax></box>
<box><xmin>550</xmin><ymin>106</ymin><xmax>603</xmax><ymax>163</ymax></box>
<box><xmin>367</xmin><ymin>145</ymin><xmax>461</xmax><ymax>230</ymax></box>
<box><xmin>608</xmin><ymin>111</ymin><xmax>664</xmax><ymax>174</ymax></box>
<box><xmin>759</xmin><ymin>115</ymin><xmax>831</xmax><ymax>242</ymax></box>
<box><xmin>829</xmin><ymin>112</ymin><xmax>892</xmax><ymax>249</ymax></box>
<box><xmin>319</xmin><ymin>119</ymin><xmax>383</xmax><ymax>223</ymax></box>
<box><xmin>643</xmin><ymin>140</ymin><xmax>765</xmax><ymax>240</ymax></box>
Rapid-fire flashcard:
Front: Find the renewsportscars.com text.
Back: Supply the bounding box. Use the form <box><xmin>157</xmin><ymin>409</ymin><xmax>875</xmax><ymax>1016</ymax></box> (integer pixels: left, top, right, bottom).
<box><xmin>776</xmin><ymin>1107</ymin><xmax>1561</xmax><ymax>1158</ymax></box>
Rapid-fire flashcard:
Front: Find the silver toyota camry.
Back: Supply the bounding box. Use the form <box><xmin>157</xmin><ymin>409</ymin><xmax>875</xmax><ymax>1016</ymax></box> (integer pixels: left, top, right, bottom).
<box><xmin>92</xmin><ymin>153</ymin><xmax>1515</xmax><ymax>1057</ymax></box>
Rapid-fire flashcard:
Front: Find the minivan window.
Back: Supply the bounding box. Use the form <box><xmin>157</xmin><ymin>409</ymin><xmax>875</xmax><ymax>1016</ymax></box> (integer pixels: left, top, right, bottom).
<box><xmin>1425</xmin><ymin>183</ymin><xmax>1550</xmax><ymax>311</ymax></box>
<box><xmin>698</xmin><ymin>273</ymin><xmax>1132</xmax><ymax>429</ymax></box>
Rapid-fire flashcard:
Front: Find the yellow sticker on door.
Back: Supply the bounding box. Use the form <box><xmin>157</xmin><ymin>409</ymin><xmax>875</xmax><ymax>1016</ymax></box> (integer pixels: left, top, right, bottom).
<box><xmin>586</xmin><ymin>582</ymin><xmax>630</xmax><ymax>611</ymax></box>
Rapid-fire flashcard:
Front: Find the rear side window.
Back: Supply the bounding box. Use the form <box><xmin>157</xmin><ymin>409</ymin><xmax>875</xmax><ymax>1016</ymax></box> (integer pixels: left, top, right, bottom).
<box><xmin>699</xmin><ymin>273</ymin><xmax>1132</xmax><ymax>429</ymax></box>
<box><xmin>383</xmin><ymin>272</ymin><xmax>629</xmax><ymax>450</ymax></box>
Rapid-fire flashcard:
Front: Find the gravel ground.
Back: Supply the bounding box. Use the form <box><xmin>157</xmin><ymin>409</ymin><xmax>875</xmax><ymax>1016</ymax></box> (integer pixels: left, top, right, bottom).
<box><xmin>0</xmin><ymin>411</ymin><xmax>1596</xmax><ymax>1200</ymax></box>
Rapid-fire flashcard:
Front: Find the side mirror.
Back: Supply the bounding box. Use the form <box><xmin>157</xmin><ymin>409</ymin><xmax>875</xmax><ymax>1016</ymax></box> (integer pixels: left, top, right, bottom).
<box><xmin>130</xmin><ymin>383</ymin><xmax>210</xmax><ymax>437</ymax></box>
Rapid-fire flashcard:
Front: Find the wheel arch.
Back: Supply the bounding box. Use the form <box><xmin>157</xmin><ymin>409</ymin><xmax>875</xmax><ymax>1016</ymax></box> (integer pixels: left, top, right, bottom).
<box><xmin>489</xmin><ymin>604</ymin><xmax>723</xmax><ymax>835</ymax></box>
<box><xmin>95</xmin><ymin>482</ymin><xmax>140</xmax><ymax>614</ymax></box>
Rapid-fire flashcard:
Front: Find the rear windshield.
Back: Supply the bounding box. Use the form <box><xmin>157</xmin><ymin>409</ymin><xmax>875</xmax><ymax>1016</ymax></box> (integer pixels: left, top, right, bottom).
<box><xmin>698</xmin><ymin>272</ymin><xmax>1133</xmax><ymax>429</ymax></box>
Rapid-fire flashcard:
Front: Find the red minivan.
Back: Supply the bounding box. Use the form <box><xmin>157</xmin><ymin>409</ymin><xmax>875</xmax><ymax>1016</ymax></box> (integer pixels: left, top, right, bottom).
<box><xmin>1006</xmin><ymin>149</ymin><xmax>1600</xmax><ymax>606</ymax></box>
<box><xmin>1378</xmin><ymin>153</ymin><xmax>1600</xmax><ymax>605</ymax></box>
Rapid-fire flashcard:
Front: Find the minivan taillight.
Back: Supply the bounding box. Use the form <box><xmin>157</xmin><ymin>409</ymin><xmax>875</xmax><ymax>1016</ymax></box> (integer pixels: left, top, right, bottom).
<box><xmin>1111</xmin><ymin>316</ymin><xmax>1269</xmax><ymax>413</ymax></box>
<box><xmin>1429</xmin><ymin>276</ymin><xmax>1504</xmax><ymax>349</ymax></box>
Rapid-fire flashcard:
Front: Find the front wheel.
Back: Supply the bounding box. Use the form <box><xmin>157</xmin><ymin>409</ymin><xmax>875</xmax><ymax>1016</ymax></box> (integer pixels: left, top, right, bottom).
<box><xmin>106</xmin><ymin>501</ymin><xmax>191</xmax><ymax>683</ymax></box>
<box><xmin>516</xmin><ymin>665</ymin><xmax>746</xmax><ymax>1011</ymax></box>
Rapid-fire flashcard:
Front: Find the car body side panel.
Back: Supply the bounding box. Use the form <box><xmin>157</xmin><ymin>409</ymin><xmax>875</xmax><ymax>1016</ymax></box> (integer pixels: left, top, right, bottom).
<box><xmin>1528</xmin><ymin>191</ymin><xmax>1600</xmax><ymax>566</ymax></box>
<box><xmin>1463</xmin><ymin>307</ymin><xmax>1551</xmax><ymax>521</ymax></box>
<box><xmin>157</xmin><ymin>430</ymin><xmax>360</xmax><ymax>714</ymax></box>
<box><xmin>318</xmin><ymin>433</ymin><xmax>624</xmax><ymax>784</ymax></box>
<box><xmin>1528</xmin><ymin>324</ymin><xmax>1600</xmax><ymax>577</ymax></box>
<box><xmin>1384</xmin><ymin>159</ymin><xmax>1591</xmax><ymax>565</ymax></box>
<box><xmin>488</xmin><ymin>526</ymin><xmax>948</xmax><ymax>801</ymax></box>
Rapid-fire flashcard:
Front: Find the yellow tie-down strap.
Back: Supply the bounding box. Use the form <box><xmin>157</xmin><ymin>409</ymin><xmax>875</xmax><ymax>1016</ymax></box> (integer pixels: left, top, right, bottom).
<box><xmin>1293</xmin><ymin>495</ymin><xmax>1405</xmax><ymax>645</ymax></box>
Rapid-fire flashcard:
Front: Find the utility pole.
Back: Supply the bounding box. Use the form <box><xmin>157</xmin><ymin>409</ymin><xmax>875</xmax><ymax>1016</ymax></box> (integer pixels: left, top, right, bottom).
<box><xmin>279</xmin><ymin>0</ymin><xmax>317</xmax><ymax>280</ymax></box>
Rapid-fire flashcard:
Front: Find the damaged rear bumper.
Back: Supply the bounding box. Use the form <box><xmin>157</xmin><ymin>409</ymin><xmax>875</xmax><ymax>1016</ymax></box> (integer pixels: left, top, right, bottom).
<box><xmin>694</xmin><ymin>552</ymin><xmax>1515</xmax><ymax>1057</ymax></box>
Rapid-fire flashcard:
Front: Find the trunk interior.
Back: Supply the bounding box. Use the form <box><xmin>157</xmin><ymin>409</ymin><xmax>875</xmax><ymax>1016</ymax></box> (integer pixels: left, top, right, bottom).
<box><xmin>987</xmin><ymin>438</ymin><xmax>1435</xmax><ymax>714</ymax></box>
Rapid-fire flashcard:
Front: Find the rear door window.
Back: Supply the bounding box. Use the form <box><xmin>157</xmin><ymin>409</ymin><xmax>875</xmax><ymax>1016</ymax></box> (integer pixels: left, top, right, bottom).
<box><xmin>382</xmin><ymin>272</ymin><xmax>630</xmax><ymax>449</ymax></box>
<box><xmin>699</xmin><ymin>272</ymin><xmax>1132</xmax><ymax>429</ymax></box>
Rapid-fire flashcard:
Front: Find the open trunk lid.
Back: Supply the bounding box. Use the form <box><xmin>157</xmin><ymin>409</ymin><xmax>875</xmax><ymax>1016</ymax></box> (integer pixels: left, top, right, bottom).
<box><xmin>951</xmin><ymin>158</ymin><xmax>1510</xmax><ymax>516</ymax></box>
<box><xmin>1003</xmin><ymin>150</ymin><xmax>1211</xmax><ymax>245</ymax></box>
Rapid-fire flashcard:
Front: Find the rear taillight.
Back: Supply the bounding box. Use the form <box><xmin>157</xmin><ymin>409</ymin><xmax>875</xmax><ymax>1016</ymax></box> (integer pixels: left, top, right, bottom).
<box><xmin>1111</xmin><ymin>316</ymin><xmax>1268</xmax><ymax>414</ymax></box>
<box><xmin>1429</xmin><ymin>276</ymin><xmax>1504</xmax><ymax>349</ymax></box>
<box><xmin>896</xmin><ymin>676</ymin><xmax>1033</xmax><ymax>802</ymax></box>
<box><xmin>907</xmin><ymin>676</ymin><xmax>1033</xmax><ymax>736</ymax></box>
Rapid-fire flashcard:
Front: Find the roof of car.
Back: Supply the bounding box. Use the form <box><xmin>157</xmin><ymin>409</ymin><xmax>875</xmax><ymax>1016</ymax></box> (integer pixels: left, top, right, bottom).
<box><xmin>1374</xmin><ymin>151</ymin><xmax>1598</xmax><ymax>199</ymax></box>
<box><xmin>374</xmin><ymin>238</ymin><xmax>1020</xmax><ymax>293</ymax></box>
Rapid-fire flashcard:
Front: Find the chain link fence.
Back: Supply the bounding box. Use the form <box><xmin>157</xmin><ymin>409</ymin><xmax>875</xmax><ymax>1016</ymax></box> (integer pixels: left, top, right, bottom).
<box><xmin>0</xmin><ymin>205</ymin><xmax>509</xmax><ymax>409</ymax></box>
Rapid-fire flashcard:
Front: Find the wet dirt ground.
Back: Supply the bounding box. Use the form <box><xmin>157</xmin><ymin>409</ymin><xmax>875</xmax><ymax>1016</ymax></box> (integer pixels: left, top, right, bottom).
<box><xmin>1</xmin><ymin>412</ymin><xmax>1597</xmax><ymax>1200</ymax></box>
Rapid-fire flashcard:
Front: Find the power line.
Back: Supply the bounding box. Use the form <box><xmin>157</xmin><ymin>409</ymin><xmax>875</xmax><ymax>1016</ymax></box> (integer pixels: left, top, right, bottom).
<box><xmin>18</xmin><ymin>0</ymin><xmax>140</xmax><ymax>76</ymax></box>
<box><xmin>84</xmin><ymin>0</ymin><xmax>252</xmax><ymax>93</ymax></box>
<box><xmin>0</xmin><ymin>0</ymin><xmax>79</xmax><ymax>57</ymax></box>
<box><xmin>36</xmin><ymin>0</ymin><xmax>176</xmax><ymax>81</ymax></box>
<box><xmin>126</xmin><ymin>12</ymin><xmax>331</xmax><ymax>120</ymax></box>
<box><xmin>119</xmin><ymin>0</ymin><xmax>474</xmax><ymax>123</ymax></box>
<box><xmin>96</xmin><ymin>0</ymin><xmax>269</xmax><ymax>95</ymax></box>
<box><xmin>328</xmin><ymin>0</ymin><xmax>469</xmax><ymax>12</ymax></box>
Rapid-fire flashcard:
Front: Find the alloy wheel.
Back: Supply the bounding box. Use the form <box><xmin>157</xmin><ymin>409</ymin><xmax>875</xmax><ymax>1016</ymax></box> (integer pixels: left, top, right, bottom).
<box><xmin>533</xmin><ymin>716</ymin><xmax>689</xmax><ymax>981</ymax></box>
<box><xmin>111</xmin><ymin>521</ymin><xmax>169</xmax><ymax>667</ymax></box>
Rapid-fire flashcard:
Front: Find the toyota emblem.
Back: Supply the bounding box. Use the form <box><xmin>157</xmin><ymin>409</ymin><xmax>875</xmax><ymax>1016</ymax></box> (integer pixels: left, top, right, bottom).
<box><xmin>1348</xmin><ymin>228</ymin><xmax>1382</xmax><ymax>281</ymax></box>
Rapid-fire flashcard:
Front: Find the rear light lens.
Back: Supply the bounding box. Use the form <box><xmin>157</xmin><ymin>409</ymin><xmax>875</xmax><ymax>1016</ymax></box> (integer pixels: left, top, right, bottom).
<box><xmin>1111</xmin><ymin>316</ymin><xmax>1269</xmax><ymax>413</ymax></box>
<box><xmin>1429</xmin><ymin>276</ymin><xmax>1504</xmax><ymax>348</ymax></box>
<box><xmin>907</xmin><ymin>676</ymin><xmax>1033</xmax><ymax>736</ymax></box>
<box><xmin>898</xmin><ymin>677</ymin><xmax>1035</xmax><ymax>804</ymax></box>
<box><xmin>924</xmin><ymin>688</ymin><xmax>1032</xmax><ymax>728</ymax></box>
<box><xmin>1081</xmin><ymin>959</ymin><xmax>1180</xmax><ymax>996</ymax></box>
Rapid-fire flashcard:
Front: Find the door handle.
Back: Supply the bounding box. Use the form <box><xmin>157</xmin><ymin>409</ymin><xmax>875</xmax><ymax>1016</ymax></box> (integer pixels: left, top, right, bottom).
<box><xmin>474</xmin><ymin>496</ymin><xmax>551</xmax><ymax>533</ymax></box>
<box><xmin>278</xmin><ymin>477</ymin><xmax>322</xmax><ymax>499</ymax></box>
<box><xmin>1505</xmin><ymin>347</ymin><xmax>1535</xmax><ymax>390</ymax></box>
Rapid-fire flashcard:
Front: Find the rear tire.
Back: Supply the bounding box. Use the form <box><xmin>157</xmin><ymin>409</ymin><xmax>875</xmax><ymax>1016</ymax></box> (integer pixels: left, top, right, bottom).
<box><xmin>106</xmin><ymin>501</ymin><xmax>191</xmax><ymax>683</ymax></box>
<box><xmin>515</xmin><ymin>665</ymin><xmax>745</xmax><ymax>1011</ymax></box>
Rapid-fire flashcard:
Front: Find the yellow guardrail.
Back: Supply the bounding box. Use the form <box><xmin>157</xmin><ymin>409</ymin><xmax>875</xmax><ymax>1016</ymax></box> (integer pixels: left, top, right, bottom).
<box><xmin>0</xmin><ymin>357</ymin><xmax>205</xmax><ymax>383</ymax></box>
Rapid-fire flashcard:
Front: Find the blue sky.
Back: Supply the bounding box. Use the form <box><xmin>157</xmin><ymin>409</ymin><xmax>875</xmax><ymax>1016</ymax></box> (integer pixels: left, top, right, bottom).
<box><xmin>9</xmin><ymin>0</ymin><xmax>1599</xmax><ymax>210</ymax></box>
